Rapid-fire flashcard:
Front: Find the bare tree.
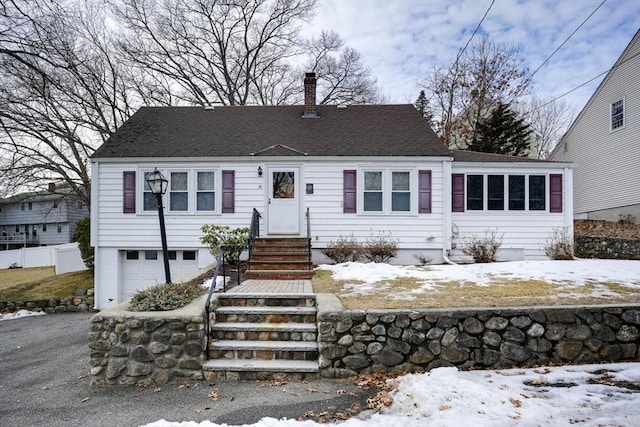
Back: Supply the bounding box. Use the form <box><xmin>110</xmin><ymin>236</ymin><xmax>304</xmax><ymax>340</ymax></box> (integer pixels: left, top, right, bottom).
<box><xmin>514</xmin><ymin>97</ymin><xmax>576</xmax><ymax>159</ymax></box>
<box><xmin>422</xmin><ymin>37</ymin><xmax>531</xmax><ymax>149</ymax></box>
<box><xmin>303</xmin><ymin>30</ymin><xmax>379</xmax><ymax>105</ymax></box>
<box><xmin>0</xmin><ymin>0</ymin><xmax>137</xmax><ymax>205</ymax></box>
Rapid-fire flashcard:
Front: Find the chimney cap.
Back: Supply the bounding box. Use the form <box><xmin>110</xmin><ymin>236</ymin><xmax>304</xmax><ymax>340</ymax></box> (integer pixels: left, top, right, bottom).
<box><xmin>305</xmin><ymin>72</ymin><xmax>316</xmax><ymax>79</ymax></box>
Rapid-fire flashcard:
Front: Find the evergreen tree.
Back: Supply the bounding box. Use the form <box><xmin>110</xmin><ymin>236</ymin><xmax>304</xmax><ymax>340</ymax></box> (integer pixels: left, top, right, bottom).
<box><xmin>414</xmin><ymin>90</ymin><xmax>434</xmax><ymax>127</ymax></box>
<box><xmin>468</xmin><ymin>102</ymin><xmax>532</xmax><ymax>157</ymax></box>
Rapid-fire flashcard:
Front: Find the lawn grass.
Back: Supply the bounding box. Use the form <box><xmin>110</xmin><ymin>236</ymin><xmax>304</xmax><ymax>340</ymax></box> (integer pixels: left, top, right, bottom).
<box><xmin>0</xmin><ymin>268</ymin><xmax>93</xmax><ymax>301</ymax></box>
<box><xmin>312</xmin><ymin>269</ymin><xmax>640</xmax><ymax>310</ymax></box>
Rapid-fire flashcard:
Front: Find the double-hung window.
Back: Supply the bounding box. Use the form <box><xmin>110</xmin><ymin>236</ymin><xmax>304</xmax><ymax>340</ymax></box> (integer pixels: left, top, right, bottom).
<box><xmin>364</xmin><ymin>171</ymin><xmax>383</xmax><ymax>212</ymax></box>
<box><xmin>169</xmin><ymin>172</ymin><xmax>188</xmax><ymax>211</ymax></box>
<box><xmin>143</xmin><ymin>171</ymin><xmax>158</xmax><ymax>211</ymax></box>
<box><xmin>362</xmin><ymin>170</ymin><xmax>413</xmax><ymax>213</ymax></box>
<box><xmin>196</xmin><ymin>171</ymin><xmax>215</xmax><ymax>211</ymax></box>
<box><xmin>611</xmin><ymin>98</ymin><xmax>624</xmax><ymax>131</ymax></box>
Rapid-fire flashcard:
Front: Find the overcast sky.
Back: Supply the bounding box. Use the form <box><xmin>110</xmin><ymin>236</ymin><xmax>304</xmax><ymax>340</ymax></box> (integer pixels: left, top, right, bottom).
<box><xmin>302</xmin><ymin>0</ymin><xmax>639</xmax><ymax>111</ymax></box>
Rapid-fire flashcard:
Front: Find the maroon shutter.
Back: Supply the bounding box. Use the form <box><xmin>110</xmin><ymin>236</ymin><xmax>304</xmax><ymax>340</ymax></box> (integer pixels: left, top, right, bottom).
<box><xmin>418</xmin><ymin>170</ymin><xmax>432</xmax><ymax>213</ymax></box>
<box><xmin>452</xmin><ymin>173</ymin><xmax>465</xmax><ymax>212</ymax></box>
<box><xmin>222</xmin><ymin>170</ymin><xmax>235</xmax><ymax>213</ymax></box>
<box><xmin>343</xmin><ymin>170</ymin><xmax>356</xmax><ymax>213</ymax></box>
<box><xmin>550</xmin><ymin>174</ymin><xmax>563</xmax><ymax>213</ymax></box>
<box><xmin>123</xmin><ymin>171</ymin><xmax>136</xmax><ymax>213</ymax></box>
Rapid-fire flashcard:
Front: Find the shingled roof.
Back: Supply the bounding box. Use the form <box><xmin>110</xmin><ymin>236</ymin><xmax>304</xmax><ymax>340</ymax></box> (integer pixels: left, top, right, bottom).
<box><xmin>92</xmin><ymin>104</ymin><xmax>451</xmax><ymax>159</ymax></box>
<box><xmin>450</xmin><ymin>150</ymin><xmax>563</xmax><ymax>163</ymax></box>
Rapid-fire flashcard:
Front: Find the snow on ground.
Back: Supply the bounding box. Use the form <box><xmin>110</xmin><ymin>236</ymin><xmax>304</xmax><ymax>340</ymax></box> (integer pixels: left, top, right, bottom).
<box><xmin>143</xmin><ymin>362</ymin><xmax>640</xmax><ymax>427</ymax></box>
<box><xmin>0</xmin><ymin>309</ymin><xmax>46</xmax><ymax>321</ymax></box>
<box><xmin>202</xmin><ymin>275</ymin><xmax>229</xmax><ymax>292</ymax></box>
<box><xmin>319</xmin><ymin>260</ymin><xmax>640</xmax><ymax>298</ymax></box>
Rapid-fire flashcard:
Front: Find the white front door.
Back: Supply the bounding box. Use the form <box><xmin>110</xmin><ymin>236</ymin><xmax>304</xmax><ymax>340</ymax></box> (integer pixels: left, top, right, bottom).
<box><xmin>268</xmin><ymin>167</ymin><xmax>300</xmax><ymax>234</ymax></box>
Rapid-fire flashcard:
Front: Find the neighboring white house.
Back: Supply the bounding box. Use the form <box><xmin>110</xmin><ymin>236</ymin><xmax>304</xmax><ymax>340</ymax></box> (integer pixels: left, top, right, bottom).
<box><xmin>90</xmin><ymin>73</ymin><xmax>574</xmax><ymax>309</ymax></box>
<box><xmin>0</xmin><ymin>184</ymin><xmax>89</xmax><ymax>250</ymax></box>
<box><xmin>550</xmin><ymin>29</ymin><xmax>640</xmax><ymax>223</ymax></box>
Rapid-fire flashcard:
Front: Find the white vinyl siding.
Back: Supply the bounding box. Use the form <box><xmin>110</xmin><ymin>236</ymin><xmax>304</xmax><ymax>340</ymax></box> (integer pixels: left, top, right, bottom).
<box><xmin>551</xmin><ymin>33</ymin><xmax>640</xmax><ymax>216</ymax></box>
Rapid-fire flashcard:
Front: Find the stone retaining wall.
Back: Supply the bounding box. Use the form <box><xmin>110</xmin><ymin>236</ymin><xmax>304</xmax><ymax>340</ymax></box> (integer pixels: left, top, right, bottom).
<box><xmin>89</xmin><ymin>296</ymin><xmax>207</xmax><ymax>386</ymax></box>
<box><xmin>575</xmin><ymin>235</ymin><xmax>640</xmax><ymax>260</ymax></box>
<box><xmin>0</xmin><ymin>296</ymin><xmax>94</xmax><ymax>313</ymax></box>
<box><xmin>316</xmin><ymin>295</ymin><xmax>640</xmax><ymax>378</ymax></box>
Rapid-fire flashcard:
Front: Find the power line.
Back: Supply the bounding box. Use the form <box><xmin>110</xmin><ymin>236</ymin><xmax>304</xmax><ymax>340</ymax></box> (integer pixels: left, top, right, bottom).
<box><xmin>537</xmin><ymin>49</ymin><xmax>640</xmax><ymax>110</ymax></box>
<box><xmin>527</xmin><ymin>0</ymin><xmax>607</xmax><ymax>82</ymax></box>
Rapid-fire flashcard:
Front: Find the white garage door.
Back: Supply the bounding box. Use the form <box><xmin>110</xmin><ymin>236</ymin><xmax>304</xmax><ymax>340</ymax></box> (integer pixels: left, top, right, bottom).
<box><xmin>120</xmin><ymin>249</ymin><xmax>199</xmax><ymax>302</ymax></box>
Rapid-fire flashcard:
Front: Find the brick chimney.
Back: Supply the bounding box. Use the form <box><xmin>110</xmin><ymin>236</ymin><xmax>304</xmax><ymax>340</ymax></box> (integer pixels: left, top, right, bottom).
<box><xmin>303</xmin><ymin>72</ymin><xmax>318</xmax><ymax>118</ymax></box>
<box><xmin>48</xmin><ymin>182</ymin><xmax>56</xmax><ymax>192</ymax></box>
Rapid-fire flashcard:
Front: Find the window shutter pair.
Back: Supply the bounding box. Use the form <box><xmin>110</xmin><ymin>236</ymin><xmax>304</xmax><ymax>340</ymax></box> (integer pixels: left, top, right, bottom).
<box><xmin>122</xmin><ymin>170</ymin><xmax>236</xmax><ymax>213</ymax></box>
<box><xmin>342</xmin><ymin>170</ymin><xmax>432</xmax><ymax>213</ymax></box>
<box><xmin>450</xmin><ymin>173</ymin><xmax>562</xmax><ymax>213</ymax></box>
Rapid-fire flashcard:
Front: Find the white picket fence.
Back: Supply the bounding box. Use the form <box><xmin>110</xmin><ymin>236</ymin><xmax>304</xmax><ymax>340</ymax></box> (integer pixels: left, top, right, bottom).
<box><xmin>0</xmin><ymin>243</ymin><xmax>87</xmax><ymax>274</ymax></box>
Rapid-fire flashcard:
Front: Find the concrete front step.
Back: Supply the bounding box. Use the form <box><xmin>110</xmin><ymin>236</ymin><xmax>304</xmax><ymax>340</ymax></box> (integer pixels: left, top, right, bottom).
<box><xmin>212</xmin><ymin>322</ymin><xmax>317</xmax><ymax>333</ymax></box>
<box><xmin>209</xmin><ymin>340</ymin><xmax>318</xmax><ymax>361</ymax></box>
<box><xmin>214</xmin><ymin>306</ymin><xmax>317</xmax><ymax>323</ymax></box>
<box><xmin>245</xmin><ymin>270</ymin><xmax>314</xmax><ymax>280</ymax></box>
<box><xmin>203</xmin><ymin>359</ymin><xmax>318</xmax><ymax>373</ymax></box>
<box><xmin>217</xmin><ymin>294</ymin><xmax>316</xmax><ymax>307</ymax></box>
<box><xmin>211</xmin><ymin>322</ymin><xmax>317</xmax><ymax>342</ymax></box>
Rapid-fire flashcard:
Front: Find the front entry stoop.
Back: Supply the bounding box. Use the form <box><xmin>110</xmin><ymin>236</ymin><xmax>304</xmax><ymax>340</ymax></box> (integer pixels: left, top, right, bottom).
<box><xmin>245</xmin><ymin>238</ymin><xmax>313</xmax><ymax>280</ymax></box>
<box><xmin>203</xmin><ymin>293</ymin><xmax>319</xmax><ymax>381</ymax></box>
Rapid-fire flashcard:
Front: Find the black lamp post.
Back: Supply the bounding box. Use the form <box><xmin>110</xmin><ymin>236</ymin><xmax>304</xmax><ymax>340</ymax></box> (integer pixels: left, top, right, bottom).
<box><xmin>146</xmin><ymin>169</ymin><xmax>171</xmax><ymax>284</ymax></box>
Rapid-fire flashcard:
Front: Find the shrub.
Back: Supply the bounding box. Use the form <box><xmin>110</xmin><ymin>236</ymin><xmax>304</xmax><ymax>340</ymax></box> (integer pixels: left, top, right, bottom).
<box><xmin>128</xmin><ymin>281</ymin><xmax>207</xmax><ymax>311</ymax></box>
<box><xmin>364</xmin><ymin>232</ymin><xmax>399</xmax><ymax>263</ymax></box>
<box><xmin>545</xmin><ymin>226</ymin><xmax>574</xmax><ymax>260</ymax></box>
<box><xmin>200</xmin><ymin>225</ymin><xmax>249</xmax><ymax>264</ymax></box>
<box><xmin>74</xmin><ymin>216</ymin><xmax>94</xmax><ymax>272</ymax></box>
<box><xmin>414</xmin><ymin>253</ymin><xmax>432</xmax><ymax>266</ymax></box>
<box><xmin>321</xmin><ymin>234</ymin><xmax>365</xmax><ymax>263</ymax></box>
<box><xmin>461</xmin><ymin>229</ymin><xmax>503</xmax><ymax>263</ymax></box>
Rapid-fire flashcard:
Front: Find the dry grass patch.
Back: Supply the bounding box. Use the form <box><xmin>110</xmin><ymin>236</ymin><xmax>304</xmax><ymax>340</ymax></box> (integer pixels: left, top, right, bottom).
<box><xmin>312</xmin><ymin>272</ymin><xmax>640</xmax><ymax>310</ymax></box>
<box><xmin>0</xmin><ymin>266</ymin><xmax>55</xmax><ymax>290</ymax></box>
<box><xmin>0</xmin><ymin>269</ymin><xmax>93</xmax><ymax>301</ymax></box>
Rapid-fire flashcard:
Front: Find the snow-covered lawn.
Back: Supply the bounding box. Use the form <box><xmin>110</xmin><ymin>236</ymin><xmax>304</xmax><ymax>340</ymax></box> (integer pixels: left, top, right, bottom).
<box><xmin>316</xmin><ymin>259</ymin><xmax>640</xmax><ymax>308</ymax></box>
<box><xmin>144</xmin><ymin>362</ymin><xmax>640</xmax><ymax>427</ymax></box>
<box><xmin>0</xmin><ymin>308</ymin><xmax>46</xmax><ymax>321</ymax></box>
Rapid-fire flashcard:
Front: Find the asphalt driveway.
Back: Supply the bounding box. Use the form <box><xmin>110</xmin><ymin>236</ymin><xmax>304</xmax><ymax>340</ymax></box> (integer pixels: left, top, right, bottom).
<box><xmin>0</xmin><ymin>313</ymin><xmax>372</xmax><ymax>427</ymax></box>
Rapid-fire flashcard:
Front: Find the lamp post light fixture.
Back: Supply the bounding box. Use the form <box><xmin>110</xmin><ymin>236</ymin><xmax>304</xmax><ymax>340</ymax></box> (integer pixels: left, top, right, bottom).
<box><xmin>146</xmin><ymin>168</ymin><xmax>172</xmax><ymax>284</ymax></box>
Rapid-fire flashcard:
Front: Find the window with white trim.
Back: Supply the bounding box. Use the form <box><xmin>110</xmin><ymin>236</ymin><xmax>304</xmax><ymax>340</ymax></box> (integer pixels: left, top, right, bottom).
<box><xmin>169</xmin><ymin>171</ymin><xmax>188</xmax><ymax>211</ymax></box>
<box><xmin>196</xmin><ymin>171</ymin><xmax>215</xmax><ymax>211</ymax></box>
<box><xmin>464</xmin><ymin>174</ymin><xmax>549</xmax><ymax>211</ymax></box>
<box><xmin>143</xmin><ymin>171</ymin><xmax>158</xmax><ymax>211</ymax></box>
<box><xmin>362</xmin><ymin>169</ymin><xmax>413</xmax><ymax>213</ymax></box>
<box><xmin>611</xmin><ymin>98</ymin><xmax>624</xmax><ymax>131</ymax></box>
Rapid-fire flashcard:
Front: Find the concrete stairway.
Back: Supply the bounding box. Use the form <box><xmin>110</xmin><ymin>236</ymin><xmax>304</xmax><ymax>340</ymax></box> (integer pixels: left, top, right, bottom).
<box><xmin>245</xmin><ymin>238</ymin><xmax>313</xmax><ymax>280</ymax></box>
<box><xmin>203</xmin><ymin>293</ymin><xmax>319</xmax><ymax>381</ymax></box>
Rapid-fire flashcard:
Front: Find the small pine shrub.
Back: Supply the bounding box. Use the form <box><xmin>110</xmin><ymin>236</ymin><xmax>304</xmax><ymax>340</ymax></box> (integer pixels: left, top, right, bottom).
<box><xmin>364</xmin><ymin>232</ymin><xmax>399</xmax><ymax>263</ymax></box>
<box><xmin>321</xmin><ymin>234</ymin><xmax>365</xmax><ymax>263</ymax></box>
<box><xmin>461</xmin><ymin>229</ymin><xmax>503</xmax><ymax>263</ymax></box>
<box><xmin>544</xmin><ymin>226</ymin><xmax>574</xmax><ymax>260</ymax></box>
<box><xmin>128</xmin><ymin>282</ymin><xmax>207</xmax><ymax>311</ymax></box>
<box><xmin>74</xmin><ymin>216</ymin><xmax>94</xmax><ymax>272</ymax></box>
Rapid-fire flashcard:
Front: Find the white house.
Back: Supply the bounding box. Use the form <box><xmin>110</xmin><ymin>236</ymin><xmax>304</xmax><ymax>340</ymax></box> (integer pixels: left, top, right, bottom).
<box><xmin>0</xmin><ymin>184</ymin><xmax>89</xmax><ymax>250</ymax></box>
<box><xmin>90</xmin><ymin>73</ymin><xmax>574</xmax><ymax>309</ymax></box>
<box><xmin>551</xmin><ymin>29</ymin><xmax>640</xmax><ymax>223</ymax></box>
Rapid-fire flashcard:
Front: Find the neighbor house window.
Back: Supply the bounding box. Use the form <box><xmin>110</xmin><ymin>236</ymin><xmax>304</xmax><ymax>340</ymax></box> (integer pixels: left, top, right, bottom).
<box><xmin>169</xmin><ymin>171</ymin><xmax>188</xmax><ymax>211</ymax></box>
<box><xmin>57</xmin><ymin>225</ymin><xmax>62</xmax><ymax>233</ymax></box>
<box><xmin>611</xmin><ymin>98</ymin><xmax>624</xmax><ymax>131</ymax></box>
<box><xmin>42</xmin><ymin>224</ymin><xmax>47</xmax><ymax>232</ymax></box>
<box><xmin>529</xmin><ymin>175</ymin><xmax>546</xmax><ymax>210</ymax></box>
<box><xmin>508</xmin><ymin>175</ymin><xmax>525</xmax><ymax>210</ymax></box>
<box><xmin>467</xmin><ymin>175</ymin><xmax>483</xmax><ymax>210</ymax></box>
<box><xmin>196</xmin><ymin>171</ymin><xmax>215</xmax><ymax>211</ymax></box>
<box><xmin>488</xmin><ymin>175</ymin><xmax>504</xmax><ymax>210</ymax></box>
<box><xmin>363</xmin><ymin>171</ymin><xmax>383</xmax><ymax>212</ymax></box>
<box><xmin>21</xmin><ymin>203</ymin><xmax>25</xmax><ymax>211</ymax></box>
<box><xmin>28</xmin><ymin>202</ymin><xmax>33</xmax><ymax>210</ymax></box>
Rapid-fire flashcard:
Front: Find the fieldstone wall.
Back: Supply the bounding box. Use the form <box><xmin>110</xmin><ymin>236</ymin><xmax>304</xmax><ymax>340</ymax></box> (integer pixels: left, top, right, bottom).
<box><xmin>0</xmin><ymin>294</ymin><xmax>94</xmax><ymax>314</ymax></box>
<box><xmin>316</xmin><ymin>295</ymin><xmax>640</xmax><ymax>378</ymax></box>
<box><xmin>575</xmin><ymin>235</ymin><xmax>640</xmax><ymax>260</ymax></box>
<box><xmin>89</xmin><ymin>296</ymin><xmax>207</xmax><ymax>386</ymax></box>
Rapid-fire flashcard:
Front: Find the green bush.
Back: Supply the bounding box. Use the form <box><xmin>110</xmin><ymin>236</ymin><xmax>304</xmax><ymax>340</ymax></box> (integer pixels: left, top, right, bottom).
<box><xmin>128</xmin><ymin>282</ymin><xmax>207</xmax><ymax>311</ymax></box>
<box><xmin>200</xmin><ymin>224</ymin><xmax>249</xmax><ymax>264</ymax></box>
<box><xmin>74</xmin><ymin>216</ymin><xmax>94</xmax><ymax>272</ymax></box>
<box><xmin>364</xmin><ymin>232</ymin><xmax>399</xmax><ymax>263</ymax></box>
<box><xmin>461</xmin><ymin>229</ymin><xmax>503</xmax><ymax>263</ymax></box>
<box><xmin>545</xmin><ymin>227</ymin><xmax>574</xmax><ymax>260</ymax></box>
<box><xmin>321</xmin><ymin>234</ymin><xmax>365</xmax><ymax>263</ymax></box>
